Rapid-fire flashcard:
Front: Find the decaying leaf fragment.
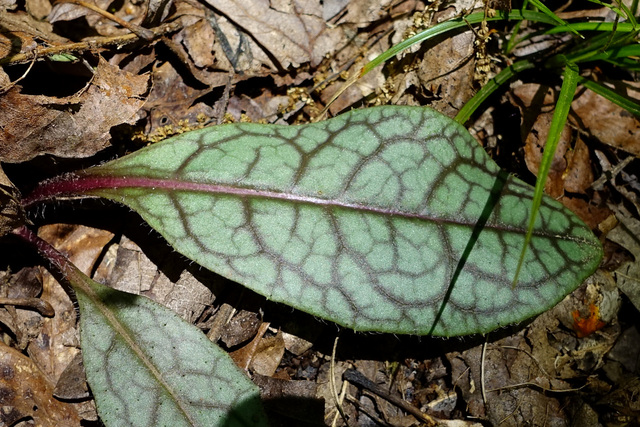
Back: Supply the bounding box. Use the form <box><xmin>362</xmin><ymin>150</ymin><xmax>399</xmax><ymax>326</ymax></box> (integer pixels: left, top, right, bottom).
<box><xmin>0</xmin><ymin>341</ymin><xmax>81</xmax><ymax>426</ymax></box>
<box><xmin>0</xmin><ymin>165</ymin><xmax>22</xmax><ymax>237</ymax></box>
<box><xmin>0</xmin><ymin>58</ymin><xmax>148</xmax><ymax>162</ymax></box>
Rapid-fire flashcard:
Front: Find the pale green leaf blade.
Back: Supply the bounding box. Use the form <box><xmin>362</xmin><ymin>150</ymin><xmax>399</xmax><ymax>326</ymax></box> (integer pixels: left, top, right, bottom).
<box><xmin>74</xmin><ymin>280</ymin><xmax>267</xmax><ymax>427</ymax></box>
<box><xmin>14</xmin><ymin>225</ymin><xmax>268</xmax><ymax>427</ymax></box>
<box><xmin>69</xmin><ymin>106</ymin><xmax>601</xmax><ymax>336</ymax></box>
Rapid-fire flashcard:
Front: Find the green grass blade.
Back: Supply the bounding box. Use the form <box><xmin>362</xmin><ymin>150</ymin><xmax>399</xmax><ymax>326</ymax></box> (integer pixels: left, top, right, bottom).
<box><xmin>561</xmin><ymin>30</ymin><xmax>640</xmax><ymax>64</ymax></box>
<box><xmin>455</xmin><ymin>59</ymin><xmax>535</xmax><ymax>124</ymax></box>
<box><xmin>528</xmin><ymin>0</ymin><xmax>582</xmax><ymax>37</ymax></box>
<box><xmin>361</xmin><ymin>10</ymin><xmax>559</xmax><ymax>76</ymax></box>
<box><xmin>544</xmin><ymin>21</ymin><xmax>638</xmax><ymax>34</ymax></box>
<box><xmin>578</xmin><ymin>77</ymin><xmax>640</xmax><ymax>117</ymax></box>
<box><xmin>513</xmin><ymin>63</ymin><xmax>581</xmax><ymax>286</ymax></box>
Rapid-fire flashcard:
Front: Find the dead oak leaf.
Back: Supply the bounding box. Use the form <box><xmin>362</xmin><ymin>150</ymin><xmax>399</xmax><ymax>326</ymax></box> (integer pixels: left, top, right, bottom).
<box><xmin>203</xmin><ymin>0</ymin><xmax>340</xmax><ymax>71</ymax></box>
<box><xmin>0</xmin><ymin>58</ymin><xmax>148</xmax><ymax>162</ymax></box>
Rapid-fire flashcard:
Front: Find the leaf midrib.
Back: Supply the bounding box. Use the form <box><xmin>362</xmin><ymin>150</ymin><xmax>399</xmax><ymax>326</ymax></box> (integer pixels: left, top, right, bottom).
<box><xmin>68</xmin><ymin>174</ymin><xmax>593</xmax><ymax>243</ymax></box>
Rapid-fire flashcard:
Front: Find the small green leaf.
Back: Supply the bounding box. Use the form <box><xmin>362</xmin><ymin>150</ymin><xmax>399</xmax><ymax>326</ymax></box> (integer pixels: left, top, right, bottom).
<box><xmin>48</xmin><ymin>53</ymin><xmax>79</xmax><ymax>62</ymax></box>
<box><xmin>15</xmin><ymin>226</ymin><xmax>268</xmax><ymax>427</ymax></box>
<box><xmin>75</xmin><ymin>279</ymin><xmax>267</xmax><ymax>427</ymax></box>
<box><xmin>37</xmin><ymin>106</ymin><xmax>602</xmax><ymax>336</ymax></box>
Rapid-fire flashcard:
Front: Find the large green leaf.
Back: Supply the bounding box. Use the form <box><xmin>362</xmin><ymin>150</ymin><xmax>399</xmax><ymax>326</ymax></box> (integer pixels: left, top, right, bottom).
<box><xmin>45</xmin><ymin>106</ymin><xmax>602</xmax><ymax>336</ymax></box>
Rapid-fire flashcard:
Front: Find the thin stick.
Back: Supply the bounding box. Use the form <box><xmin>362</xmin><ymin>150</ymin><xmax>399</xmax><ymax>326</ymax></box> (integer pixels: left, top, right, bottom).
<box><xmin>330</xmin><ymin>336</ymin><xmax>350</xmax><ymax>426</ymax></box>
<box><xmin>481</xmin><ymin>336</ymin><xmax>488</xmax><ymax>405</ymax></box>
<box><xmin>0</xmin><ymin>20</ymin><xmax>182</xmax><ymax>65</ymax></box>
<box><xmin>0</xmin><ymin>297</ymin><xmax>55</xmax><ymax>317</ymax></box>
<box><xmin>343</xmin><ymin>368</ymin><xmax>438</xmax><ymax>426</ymax></box>
<box><xmin>55</xmin><ymin>0</ymin><xmax>154</xmax><ymax>40</ymax></box>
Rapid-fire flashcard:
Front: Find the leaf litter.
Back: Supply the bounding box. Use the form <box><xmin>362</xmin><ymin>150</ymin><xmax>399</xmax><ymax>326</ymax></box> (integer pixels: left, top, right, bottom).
<box><xmin>1</xmin><ymin>0</ymin><xmax>640</xmax><ymax>425</ymax></box>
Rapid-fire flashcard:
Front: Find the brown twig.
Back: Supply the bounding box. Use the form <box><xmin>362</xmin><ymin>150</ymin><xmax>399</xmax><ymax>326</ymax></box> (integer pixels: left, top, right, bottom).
<box><xmin>55</xmin><ymin>0</ymin><xmax>155</xmax><ymax>40</ymax></box>
<box><xmin>0</xmin><ymin>20</ymin><xmax>182</xmax><ymax>65</ymax></box>
<box><xmin>0</xmin><ymin>297</ymin><xmax>55</xmax><ymax>317</ymax></box>
<box><xmin>343</xmin><ymin>368</ymin><xmax>439</xmax><ymax>426</ymax></box>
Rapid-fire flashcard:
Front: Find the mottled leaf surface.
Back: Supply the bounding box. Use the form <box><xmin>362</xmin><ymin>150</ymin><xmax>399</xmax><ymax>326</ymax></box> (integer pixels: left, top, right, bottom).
<box><xmin>75</xmin><ymin>272</ymin><xmax>267</xmax><ymax>426</ymax></box>
<box><xmin>75</xmin><ymin>106</ymin><xmax>602</xmax><ymax>336</ymax></box>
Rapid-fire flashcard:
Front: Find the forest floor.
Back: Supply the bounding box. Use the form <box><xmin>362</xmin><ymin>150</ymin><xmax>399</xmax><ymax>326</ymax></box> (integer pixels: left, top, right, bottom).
<box><xmin>1</xmin><ymin>0</ymin><xmax>640</xmax><ymax>425</ymax></box>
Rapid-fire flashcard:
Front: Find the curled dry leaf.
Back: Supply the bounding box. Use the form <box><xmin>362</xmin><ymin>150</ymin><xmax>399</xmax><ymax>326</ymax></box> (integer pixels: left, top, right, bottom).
<box><xmin>250</xmin><ymin>330</ymin><xmax>286</xmax><ymax>377</ymax></box>
<box><xmin>0</xmin><ymin>58</ymin><xmax>149</xmax><ymax>162</ymax></box>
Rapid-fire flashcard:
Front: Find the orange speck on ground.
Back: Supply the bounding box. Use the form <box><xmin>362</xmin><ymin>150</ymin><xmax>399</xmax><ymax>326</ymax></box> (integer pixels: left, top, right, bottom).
<box><xmin>572</xmin><ymin>303</ymin><xmax>606</xmax><ymax>338</ymax></box>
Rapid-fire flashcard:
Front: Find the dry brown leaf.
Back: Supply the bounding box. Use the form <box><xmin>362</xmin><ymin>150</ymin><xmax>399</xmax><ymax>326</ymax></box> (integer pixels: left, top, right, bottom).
<box><xmin>0</xmin><ymin>29</ymin><xmax>38</xmax><ymax>59</ymax></box>
<box><xmin>0</xmin><ymin>0</ymin><xmax>17</xmax><ymax>10</ymax></box>
<box><xmin>54</xmin><ymin>351</ymin><xmax>90</xmax><ymax>399</ymax></box>
<box><xmin>513</xmin><ymin>82</ymin><xmax>640</xmax><ymax>158</ymax></box>
<box><xmin>449</xmin><ymin>335</ymin><xmax>568</xmax><ymax>426</ymax></box>
<box><xmin>49</xmin><ymin>0</ymin><xmax>113</xmax><ymax>22</ymax></box>
<box><xmin>203</xmin><ymin>0</ymin><xmax>341</xmax><ymax>71</ymax></box>
<box><xmin>143</xmin><ymin>62</ymin><xmax>221</xmax><ymax>135</ymax></box>
<box><xmin>571</xmin><ymin>81</ymin><xmax>640</xmax><ymax>157</ymax></box>
<box><xmin>281</xmin><ymin>330</ymin><xmax>313</xmax><ymax>355</ymax></box>
<box><xmin>564</xmin><ymin>137</ymin><xmax>594</xmax><ymax>194</ymax></box>
<box><xmin>0</xmin><ymin>341</ymin><xmax>81</xmax><ymax>426</ymax></box>
<box><xmin>607</xmin><ymin>205</ymin><xmax>640</xmax><ymax>313</ymax></box>
<box><xmin>25</xmin><ymin>0</ymin><xmax>51</xmax><ymax>20</ymax></box>
<box><xmin>226</xmin><ymin>82</ymin><xmax>290</xmax><ymax>121</ymax></box>
<box><xmin>49</xmin><ymin>0</ymin><xmax>149</xmax><ymax>37</ymax></box>
<box><xmin>0</xmin><ymin>9</ymin><xmax>67</xmax><ymax>44</ymax></box>
<box><xmin>230</xmin><ymin>321</ymin><xmax>270</xmax><ymax>371</ymax></box>
<box><xmin>98</xmin><ymin>235</ymin><xmax>214</xmax><ymax>323</ymax></box>
<box><xmin>181</xmin><ymin>18</ymin><xmax>216</xmax><ymax>68</ymax></box>
<box><xmin>328</xmin><ymin>0</ymin><xmax>393</xmax><ymax>25</ymax></box>
<box><xmin>511</xmin><ymin>83</ymin><xmax>614</xmax><ymax>227</ymax></box>
<box><xmin>0</xmin><ymin>58</ymin><xmax>149</xmax><ymax>162</ymax></box>
<box><xmin>0</xmin><ymin>267</ymin><xmax>45</xmax><ymax>351</ymax></box>
<box><xmin>250</xmin><ymin>329</ymin><xmax>286</xmax><ymax>377</ymax></box>
<box><xmin>413</xmin><ymin>31</ymin><xmax>476</xmax><ymax>117</ymax></box>
<box><xmin>0</xmin><ymin>165</ymin><xmax>22</xmax><ymax>237</ymax></box>
<box><xmin>523</xmin><ymin>110</ymin><xmax>572</xmax><ymax>198</ymax></box>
